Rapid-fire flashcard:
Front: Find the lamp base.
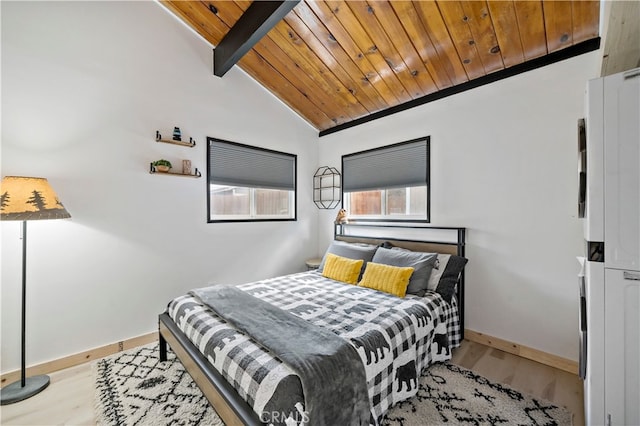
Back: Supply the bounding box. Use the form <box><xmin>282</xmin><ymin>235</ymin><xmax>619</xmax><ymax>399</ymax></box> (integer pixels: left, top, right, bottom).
<box><xmin>0</xmin><ymin>375</ymin><xmax>50</xmax><ymax>405</ymax></box>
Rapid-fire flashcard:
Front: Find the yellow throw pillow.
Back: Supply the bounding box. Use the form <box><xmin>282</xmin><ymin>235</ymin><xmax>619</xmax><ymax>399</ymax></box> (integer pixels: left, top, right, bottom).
<box><xmin>321</xmin><ymin>253</ymin><xmax>364</xmax><ymax>284</ymax></box>
<box><xmin>358</xmin><ymin>262</ymin><xmax>415</xmax><ymax>298</ymax></box>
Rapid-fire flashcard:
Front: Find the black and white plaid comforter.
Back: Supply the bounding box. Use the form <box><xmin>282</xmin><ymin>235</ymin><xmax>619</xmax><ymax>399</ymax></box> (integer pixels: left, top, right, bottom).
<box><xmin>167</xmin><ymin>270</ymin><xmax>461</xmax><ymax>425</ymax></box>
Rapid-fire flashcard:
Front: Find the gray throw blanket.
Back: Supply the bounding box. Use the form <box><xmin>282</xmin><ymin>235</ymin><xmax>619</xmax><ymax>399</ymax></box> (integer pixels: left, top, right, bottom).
<box><xmin>191</xmin><ymin>285</ymin><xmax>370</xmax><ymax>426</ymax></box>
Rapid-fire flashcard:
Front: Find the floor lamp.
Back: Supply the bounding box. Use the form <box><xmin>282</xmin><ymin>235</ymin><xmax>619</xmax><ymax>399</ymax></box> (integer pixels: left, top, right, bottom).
<box><xmin>0</xmin><ymin>176</ymin><xmax>71</xmax><ymax>405</ymax></box>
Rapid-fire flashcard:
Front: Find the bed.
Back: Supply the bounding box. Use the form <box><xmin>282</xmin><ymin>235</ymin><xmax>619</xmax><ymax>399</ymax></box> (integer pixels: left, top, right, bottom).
<box><xmin>158</xmin><ymin>225</ymin><xmax>466</xmax><ymax>425</ymax></box>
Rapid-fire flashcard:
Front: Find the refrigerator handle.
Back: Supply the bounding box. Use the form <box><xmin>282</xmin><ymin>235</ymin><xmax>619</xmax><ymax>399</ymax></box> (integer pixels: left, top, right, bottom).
<box><xmin>623</xmin><ymin>271</ymin><xmax>640</xmax><ymax>281</ymax></box>
<box><xmin>577</xmin><ymin>256</ymin><xmax>587</xmax><ymax>380</ymax></box>
<box><xmin>577</xmin><ymin>257</ymin><xmax>586</xmax><ymax>296</ymax></box>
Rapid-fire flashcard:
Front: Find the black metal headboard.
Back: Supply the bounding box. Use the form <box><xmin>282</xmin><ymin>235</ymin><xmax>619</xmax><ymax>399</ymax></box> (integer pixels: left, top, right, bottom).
<box><xmin>334</xmin><ymin>223</ymin><xmax>467</xmax><ymax>340</ymax></box>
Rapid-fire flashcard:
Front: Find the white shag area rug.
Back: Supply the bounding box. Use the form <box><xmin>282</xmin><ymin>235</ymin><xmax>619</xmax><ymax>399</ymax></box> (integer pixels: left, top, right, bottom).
<box><xmin>93</xmin><ymin>343</ymin><xmax>572</xmax><ymax>426</ymax></box>
<box><xmin>382</xmin><ymin>362</ymin><xmax>572</xmax><ymax>425</ymax></box>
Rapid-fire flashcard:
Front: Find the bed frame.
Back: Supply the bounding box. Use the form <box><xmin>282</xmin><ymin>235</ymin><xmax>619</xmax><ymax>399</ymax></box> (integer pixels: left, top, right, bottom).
<box><xmin>158</xmin><ymin>225</ymin><xmax>466</xmax><ymax>426</ymax></box>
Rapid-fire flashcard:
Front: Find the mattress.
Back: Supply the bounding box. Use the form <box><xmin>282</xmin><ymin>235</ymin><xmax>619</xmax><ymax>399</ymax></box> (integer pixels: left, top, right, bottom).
<box><xmin>167</xmin><ymin>270</ymin><xmax>461</xmax><ymax>425</ymax></box>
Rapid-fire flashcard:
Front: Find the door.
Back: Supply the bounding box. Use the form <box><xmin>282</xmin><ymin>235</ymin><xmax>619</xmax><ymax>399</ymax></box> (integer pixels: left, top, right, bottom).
<box><xmin>604</xmin><ymin>268</ymin><xmax>640</xmax><ymax>426</ymax></box>
<box><xmin>604</xmin><ymin>69</ymin><xmax>640</xmax><ymax>270</ymax></box>
<box><xmin>585</xmin><ymin>261</ymin><xmax>605</xmax><ymax>425</ymax></box>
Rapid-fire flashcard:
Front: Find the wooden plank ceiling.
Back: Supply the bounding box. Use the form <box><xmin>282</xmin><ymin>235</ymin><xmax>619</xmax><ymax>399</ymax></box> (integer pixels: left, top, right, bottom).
<box><xmin>162</xmin><ymin>1</ymin><xmax>600</xmax><ymax>134</ymax></box>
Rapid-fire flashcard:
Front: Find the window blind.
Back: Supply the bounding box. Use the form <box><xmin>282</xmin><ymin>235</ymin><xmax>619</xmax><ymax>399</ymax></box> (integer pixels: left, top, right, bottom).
<box><xmin>209</xmin><ymin>138</ymin><xmax>296</xmax><ymax>191</ymax></box>
<box><xmin>342</xmin><ymin>138</ymin><xmax>429</xmax><ymax>192</ymax></box>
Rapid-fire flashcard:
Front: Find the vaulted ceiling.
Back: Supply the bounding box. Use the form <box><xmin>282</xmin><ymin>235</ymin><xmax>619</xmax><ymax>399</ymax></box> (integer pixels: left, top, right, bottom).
<box><xmin>161</xmin><ymin>1</ymin><xmax>600</xmax><ymax>135</ymax></box>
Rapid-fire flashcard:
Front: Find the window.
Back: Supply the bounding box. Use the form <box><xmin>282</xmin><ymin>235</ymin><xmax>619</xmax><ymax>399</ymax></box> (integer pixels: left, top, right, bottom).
<box><xmin>207</xmin><ymin>138</ymin><xmax>296</xmax><ymax>222</ymax></box>
<box><xmin>342</xmin><ymin>137</ymin><xmax>429</xmax><ymax>222</ymax></box>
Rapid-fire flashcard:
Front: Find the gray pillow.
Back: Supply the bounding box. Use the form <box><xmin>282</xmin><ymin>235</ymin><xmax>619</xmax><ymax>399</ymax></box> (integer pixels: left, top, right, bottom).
<box><xmin>428</xmin><ymin>254</ymin><xmax>468</xmax><ymax>303</ymax></box>
<box><xmin>317</xmin><ymin>240</ymin><xmax>378</xmax><ymax>276</ymax></box>
<box><xmin>373</xmin><ymin>247</ymin><xmax>437</xmax><ymax>296</ymax></box>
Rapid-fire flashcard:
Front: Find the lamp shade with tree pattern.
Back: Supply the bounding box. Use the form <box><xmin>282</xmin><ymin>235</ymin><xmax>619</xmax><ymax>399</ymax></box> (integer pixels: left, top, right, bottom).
<box><xmin>0</xmin><ymin>176</ymin><xmax>71</xmax><ymax>220</ymax></box>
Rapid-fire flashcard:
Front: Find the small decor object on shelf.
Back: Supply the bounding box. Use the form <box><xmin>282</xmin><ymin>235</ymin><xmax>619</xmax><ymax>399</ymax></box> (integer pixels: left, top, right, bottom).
<box><xmin>334</xmin><ymin>208</ymin><xmax>348</xmax><ymax>224</ymax></box>
<box><xmin>172</xmin><ymin>127</ymin><xmax>182</xmax><ymax>141</ymax></box>
<box><xmin>152</xmin><ymin>159</ymin><xmax>172</xmax><ymax>173</ymax></box>
<box><xmin>182</xmin><ymin>160</ymin><xmax>192</xmax><ymax>175</ymax></box>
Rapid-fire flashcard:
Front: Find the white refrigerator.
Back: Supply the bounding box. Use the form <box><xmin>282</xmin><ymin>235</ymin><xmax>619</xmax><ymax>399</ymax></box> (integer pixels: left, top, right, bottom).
<box><xmin>580</xmin><ymin>67</ymin><xmax>640</xmax><ymax>426</ymax></box>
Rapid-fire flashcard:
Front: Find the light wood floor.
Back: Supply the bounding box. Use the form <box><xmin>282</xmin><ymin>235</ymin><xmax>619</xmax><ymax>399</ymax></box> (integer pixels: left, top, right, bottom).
<box><xmin>1</xmin><ymin>340</ymin><xmax>583</xmax><ymax>425</ymax></box>
<box><xmin>451</xmin><ymin>340</ymin><xmax>584</xmax><ymax>426</ymax></box>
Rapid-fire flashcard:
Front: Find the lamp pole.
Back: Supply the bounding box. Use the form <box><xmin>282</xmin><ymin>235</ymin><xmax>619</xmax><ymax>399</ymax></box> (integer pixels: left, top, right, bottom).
<box><xmin>21</xmin><ymin>220</ymin><xmax>27</xmax><ymax>387</ymax></box>
<box><xmin>0</xmin><ymin>220</ymin><xmax>50</xmax><ymax>405</ymax></box>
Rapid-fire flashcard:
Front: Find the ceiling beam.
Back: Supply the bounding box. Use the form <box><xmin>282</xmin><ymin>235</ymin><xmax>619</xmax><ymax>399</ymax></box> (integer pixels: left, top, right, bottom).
<box><xmin>213</xmin><ymin>0</ymin><xmax>300</xmax><ymax>77</ymax></box>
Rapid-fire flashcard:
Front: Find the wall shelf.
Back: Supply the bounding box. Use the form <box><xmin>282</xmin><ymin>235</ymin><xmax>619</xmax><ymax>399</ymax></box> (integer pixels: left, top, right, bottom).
<box><xmin>313</xmin><ymin>166</ymin><xmax>341</xmax><ymax>209</ymax></box>
<box><xmin>155</xmin><ymin>130</ymin><xmax>196</xmax><ymax>147</ymax></box>
<box><xmin>150</xmin><ymin>128</ymin><xmax>199</xmax><ymax>178</ymax></box>
<box><xmin>149</xmin><ymin>163</ymin><xmax>201</xmax><ymax>178</ymax></box>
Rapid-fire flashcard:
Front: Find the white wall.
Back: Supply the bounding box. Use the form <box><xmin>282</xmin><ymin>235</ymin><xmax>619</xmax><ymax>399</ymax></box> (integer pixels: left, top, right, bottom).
<box><xmin>0</xmin><ymin>1</ymin><xmax>318</xmax><ymax>372</ymax></box>
<box><xmin>318</xmin><ymin>52</ymin><xmax>601</xmax><ymax>361</ymax></box>
<box><xmin>0</xmin><ymin>0</ymin><xmax>602</xmax><ymax>371</ymax></box>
